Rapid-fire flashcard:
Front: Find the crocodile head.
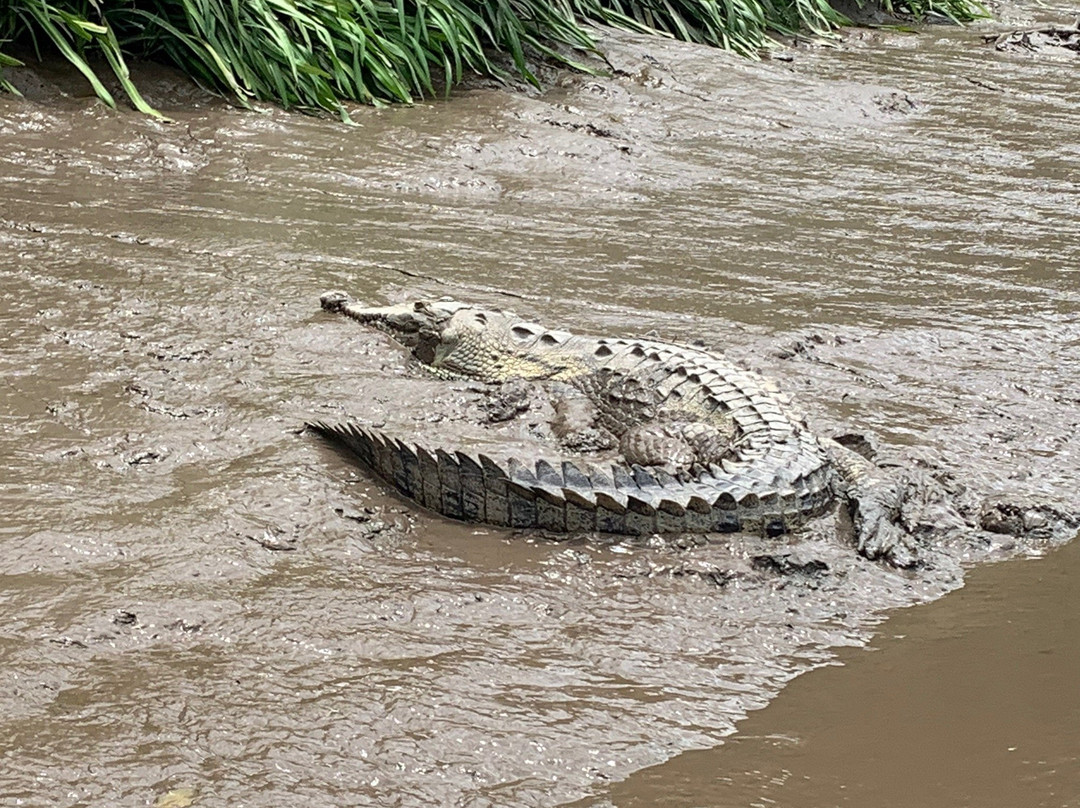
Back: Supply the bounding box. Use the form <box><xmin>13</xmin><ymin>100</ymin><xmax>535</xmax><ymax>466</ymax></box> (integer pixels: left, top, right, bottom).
<box><xmin>321</xmin><ymin>292</ymin><xmax>583</xmax><ymax>382</ymax></box>
<box><xmin>320</xmin><ymin>291</ymin><xmax>466</xmax><ymax>356</ymax></box>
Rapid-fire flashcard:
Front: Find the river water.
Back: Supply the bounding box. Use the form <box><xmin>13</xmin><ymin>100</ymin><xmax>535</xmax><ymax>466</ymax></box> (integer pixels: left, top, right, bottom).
<box><xmin>1</xmin><ymin>3</ymin><xmax>1078</xmax><ymax>805</ymax></box>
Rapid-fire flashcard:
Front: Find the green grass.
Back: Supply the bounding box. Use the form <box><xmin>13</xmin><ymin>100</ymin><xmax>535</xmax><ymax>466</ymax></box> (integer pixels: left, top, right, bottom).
<box><xmin>0</xmin><ymin>0</ymin><xmax>987</xmax><ymax>116</ymax></box>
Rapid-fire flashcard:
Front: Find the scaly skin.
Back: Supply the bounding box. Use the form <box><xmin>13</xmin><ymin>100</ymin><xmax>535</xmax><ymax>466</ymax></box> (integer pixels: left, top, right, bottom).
<box><xmin>310</xmin><ymin>292</ymin><xmax>916</xmax><ymax>565</ymax></box>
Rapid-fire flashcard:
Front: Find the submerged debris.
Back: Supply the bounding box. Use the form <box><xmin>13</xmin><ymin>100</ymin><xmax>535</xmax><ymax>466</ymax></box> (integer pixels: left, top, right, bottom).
<box><xmin>986</xmin><ymin>22</ymin><xmax>1080</xmax><ymax>56</ymax></box>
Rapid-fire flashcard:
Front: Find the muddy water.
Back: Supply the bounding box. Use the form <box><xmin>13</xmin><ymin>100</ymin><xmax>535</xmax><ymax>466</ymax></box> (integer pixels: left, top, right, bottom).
<box><xmin>593</xmin><ymin>537</ymin><xmax>1080</xmax><ymax>807</ymax></box>
<box><xmin>1</xmin><ymin>2</ymin><xmax>1078</xmax><ymax>805</ymax></box>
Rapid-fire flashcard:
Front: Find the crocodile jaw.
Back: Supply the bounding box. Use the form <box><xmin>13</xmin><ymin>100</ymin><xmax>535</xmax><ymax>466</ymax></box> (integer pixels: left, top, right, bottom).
<box><xmin>322</xmin><ymin>293</ymin><xmax>575</xmax><ymax>382</ymax></box>
<box><xmin>319</xmin><ymin>292</ymin><xmax>468</xmax><ymax>359</ymax></box>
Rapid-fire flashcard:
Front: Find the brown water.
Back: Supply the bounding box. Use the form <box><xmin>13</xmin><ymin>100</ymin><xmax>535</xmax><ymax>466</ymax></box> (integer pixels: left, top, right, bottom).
<box><xmin>2</xmin><ymin>3</ymin><xmax>1078</xmax><ymax>805</ymax></box>
<box><xmin>593</xmin><ymin>537</ymin><xmax>1080</xmax><ymax>807</ymax></box>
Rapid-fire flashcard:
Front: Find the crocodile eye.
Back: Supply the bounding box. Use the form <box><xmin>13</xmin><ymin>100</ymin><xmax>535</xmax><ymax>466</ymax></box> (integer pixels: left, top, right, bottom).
<box><xmin>475</xmin><ymin>312</ymin><xmax>487</xmax><ymax>325</ymax></box>
<box><xmin>512</xmin><ymin>325</ymin><xmax>537</xmax><ymax>341</ymax></box>
<box><xmin>413</xmin><ymin>302</ymin><xmax>426</xmax><ymax>312</ymax></box>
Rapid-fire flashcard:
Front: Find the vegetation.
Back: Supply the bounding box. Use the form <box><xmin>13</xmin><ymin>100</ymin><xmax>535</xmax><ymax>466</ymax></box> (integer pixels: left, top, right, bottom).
<box><xmin>0</xmin><ymin>0</ymin><xmax>986</xmax><ymax>117</ymax></box>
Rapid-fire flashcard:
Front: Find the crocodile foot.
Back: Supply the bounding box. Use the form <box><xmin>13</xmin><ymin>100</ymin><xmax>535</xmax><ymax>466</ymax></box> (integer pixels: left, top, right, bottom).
<box><xmin>826</xmin><ymin>439</ymin><xmax>921</xmax><ymax>568</ymax></box>
<box><xmin>849</xmin><ymin>476</ymin><xmax>920</xmax><ymax>568</ymax></box>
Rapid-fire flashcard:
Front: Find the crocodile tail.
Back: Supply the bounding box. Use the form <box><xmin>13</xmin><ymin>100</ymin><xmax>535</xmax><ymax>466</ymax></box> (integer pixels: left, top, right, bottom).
<box><xmin>310</xmin><ymin>421</ymin><xmax>833</xmax><ymax>537</ymax></box>
<box><xmin>308</xmin><ymin>421</ymin><xmax>551</xmax><ymax>529</ymax></box>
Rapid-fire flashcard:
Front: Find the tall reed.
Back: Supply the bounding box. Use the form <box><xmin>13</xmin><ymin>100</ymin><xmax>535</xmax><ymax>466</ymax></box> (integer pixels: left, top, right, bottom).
<box><xmin>0</xmin><ymin>0</ymin><xmax>987</xmax><ymax>116</ymax></box>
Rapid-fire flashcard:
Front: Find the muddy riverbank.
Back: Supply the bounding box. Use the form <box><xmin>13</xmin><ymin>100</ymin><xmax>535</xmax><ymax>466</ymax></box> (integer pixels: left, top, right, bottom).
<box><xmin>2</xmin><ymin>4</ymin><xmax>1078</xmax><ymax>805</ymax></box>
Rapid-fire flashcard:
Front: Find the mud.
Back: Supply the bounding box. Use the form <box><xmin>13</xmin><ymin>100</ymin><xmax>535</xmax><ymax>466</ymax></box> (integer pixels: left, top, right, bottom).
<box><xmin>2</xmin><ymin>1</ymin><xmax>1079</xmax><ymax>805</ymax></box>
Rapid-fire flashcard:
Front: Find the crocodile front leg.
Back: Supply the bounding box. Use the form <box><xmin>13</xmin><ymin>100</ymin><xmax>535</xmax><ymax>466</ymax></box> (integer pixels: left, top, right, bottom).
<box><xmin>550</xmin><ymin>385</ymin><xmax>618</xmax><ymax>454</ymax></box>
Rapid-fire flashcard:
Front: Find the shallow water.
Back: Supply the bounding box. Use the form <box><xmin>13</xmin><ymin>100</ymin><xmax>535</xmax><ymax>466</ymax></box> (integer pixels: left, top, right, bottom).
<box><xmin>1</xmin><ymin>4</ymin><xmax>1078</xmax><ymax>805</ymax></box>
<box><xmin>592</xmin><ymin>537</ymin><xmax>1080</xmax><ymax>807</ymax></box>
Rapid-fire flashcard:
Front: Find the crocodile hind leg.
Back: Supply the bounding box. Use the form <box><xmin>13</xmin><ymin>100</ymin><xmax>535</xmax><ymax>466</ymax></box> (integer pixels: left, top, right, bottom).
<box><xmin>825</xmin><ymin>439</ymin><xmax>918</xmax><ymax>568</ymax></box>
<box><xmin>619</xmin><ymin>423</ymin><xmax>696</xmax><ymax>476</ymax></box>
<box><xmin>620</xmin><ymin>417</ymin><xmax>738</xmax><ymax>477</ymax></box>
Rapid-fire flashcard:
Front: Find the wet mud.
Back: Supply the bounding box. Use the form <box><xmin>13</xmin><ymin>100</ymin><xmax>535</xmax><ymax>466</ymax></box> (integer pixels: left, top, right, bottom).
<box><xmin>2</xmin><ymin>1</ymin><xmax>1079</xmax><ymax>805</ymax></box>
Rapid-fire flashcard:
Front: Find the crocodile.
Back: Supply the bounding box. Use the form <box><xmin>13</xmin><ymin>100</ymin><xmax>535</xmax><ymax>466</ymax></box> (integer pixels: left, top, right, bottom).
<box><xmin>310</xmin><ymin>292</ymin><xmax>916</xmax><ymax>566</ymax></box>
